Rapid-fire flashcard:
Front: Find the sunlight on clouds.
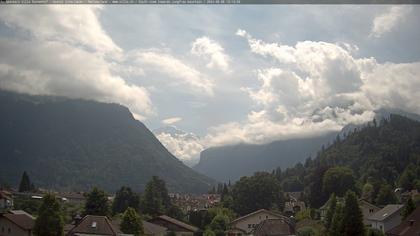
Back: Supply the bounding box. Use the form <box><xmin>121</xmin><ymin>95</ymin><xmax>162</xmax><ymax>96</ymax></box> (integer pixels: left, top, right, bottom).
<box><xmin>370</xmin><ymin>6</ymin><xmax>412</xmax><ymax>38</ymax></box>
<box><xmin>133</xmin><ymin>51</ymin><xmax>215</xmax><ymax>96</ymax></box>
<box><xmin>162</xmin><ymin>117</ymin><xmax>183</xmax><ymax>125</ymax></box>
<box><xmin>202</xmin><ymin>29</ymin><xmax>420</xmax><ymax>147</ymax></box>
<box><xmin>154</xmin><ymin>126</ymin><xmax>204</xmax><ymax>166</ymax></box>
<box><xmin>0</xmin><ymin>6</ymin><xmax>154</xmax><ymax>118</ymax></box>
<box><xmin>191</xmin><ymin>36</ymin><xmax>230</xmax><ymax>72</ymax></box>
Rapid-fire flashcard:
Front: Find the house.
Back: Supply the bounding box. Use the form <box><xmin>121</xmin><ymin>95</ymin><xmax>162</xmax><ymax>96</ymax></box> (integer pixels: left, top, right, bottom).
<box><xmin>0</xmin><ymin>191</ymin><xmax>13</xmax><ymax>213</ymax></box>
<box><xmin>284</xmin><ymin>201</ymin><xmax>306</xmax><ymax>217</ymax></box>
<box><xmin>359</xmin><ymin>199</ymin><xmax>381</xmax><ymax>225</ymax></box>
<box><xmin>169</xmin><ymin>193</ymin><xmax>221</xmax><ymax>212</ymax></box>
<box><xmin>148</xmin><ymin>215</ymin><xmax>198</xmax><ymax>236</ymax></box>
<box><xmin>111</xmin><ymin>218</ymin><xmax>167</xmax><ymax>236</ymax></box>
<box><xmin>143</xmin><ymin>221</ymin><xmax>167</xmax><ymax>236</ymax></box>
<box><xmin>252</xmin><ymin>218</ymin><xmax>295</xmax><ymax>236</ymax></box>
<box><xmin>0</xmin><ymin>210</ymin><xmax>35</xmax><ymax>236</ymax></box>
<box><xmin>226</xmin><ymin>209</ymin><xmax>293</xmax><ymax>236</ymax></box>
<box><xmin>386</xmin><ymin>206</ymin><xmax>420</xmax><ymax>236</ymax></box>
<box><xmin>284</xmin><ymin>192</ymin><xmax>303</xmax><ymax>202</ymax></box>
<box><xmin>66</xmin><ymin>215</ymin><xmax>124</xmax><ymax>236</ymax></box>
<box><xmin>367</xmin><ymin>204</ymin><xmax>404</xmax><ymax>233</ymax></box>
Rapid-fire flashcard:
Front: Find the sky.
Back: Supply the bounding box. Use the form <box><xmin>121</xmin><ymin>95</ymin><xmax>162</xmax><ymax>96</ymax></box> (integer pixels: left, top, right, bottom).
<box><xmin>0</xmin><ymin>5</ymin><xmax>419</xmax><ymax>166</ymax></box>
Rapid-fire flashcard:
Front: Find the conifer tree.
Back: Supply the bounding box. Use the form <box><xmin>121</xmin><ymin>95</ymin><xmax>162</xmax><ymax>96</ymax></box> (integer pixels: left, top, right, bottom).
<box><xmin>84</xmin><ymin>187</ymin><xmax>110</xmax><ymax>216</ymax></box>
<box><xmin>325</xmin><ymin>193</ymin><xmax>337</xmax><ymax>230</ymax></box>
<box><xmin>329</xmin><ymin>203</ymin><xmax>344</xmax><ymax>236</ymax></box>
<box><xmin>141</xmin><ymin>176</ymin><xmax>172</xmax><ymax>217</ymax></box>
<box><xmin>112</xmin><ymin>186</ymin><xmax>140</xmax><ymax>215</ymax></box>
<box><xmin>18</xmin><ymin>171</ymin><xmax>33</xmax><ymax>192</ymax></box>
<box><xmin>120</xmin><ymin>207</ymin><xmax>143</xmax><ymax>236</ymax></box>
<box><xmin>342</xmin><ymin>191</ymin><xmax>365</xmax><ymax>236</ymax></box>
<box><xmin>34</xmin><ymin>193</ymin><xmax>64</xmax><ymax>236</ymax></box>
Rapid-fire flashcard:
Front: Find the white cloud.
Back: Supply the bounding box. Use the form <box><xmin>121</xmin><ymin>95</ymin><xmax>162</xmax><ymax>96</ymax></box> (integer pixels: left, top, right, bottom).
<box><xmin>203</xmin><ymin>29</ymin><xmax>420</xmax><ymax>147</ymax></box>
<box><xmin>191</xmin><ymin>36</ymin><xmax>230</xmax><ymax>72</ymax></box>
<box><xmin>0</xmin><ymin>6</ymin><xmax>121</xmax><ymax>55</ymax></box>
<box><xmin>133</xmin><ymin>51</ymin><xmax>214</xmax><ymax>96</ymax></box>
<box><xmin>154</xmin><ymin>126</ymin><xmax>204</xmax><ymax>166</ymax></box>
<box><xmin>0</xmin><ymin>6</ymin><xmax>154</xmax><ymax>119</ymax></box>
<box><xmin>162</xmin><ymin>117</ymin><xmax>183</xmax><ymax>125</ymax></box>
<box><xmin>370</xmin><ymin>6</ymin><xmax>412</xmax><ymax>38</ymax></box>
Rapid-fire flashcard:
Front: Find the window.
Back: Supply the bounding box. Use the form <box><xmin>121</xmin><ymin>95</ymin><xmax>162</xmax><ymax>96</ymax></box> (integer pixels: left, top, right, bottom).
<box><xmin>248</xmin><ymin>224</ymin><xmax>252</xmax><ymax>228</ymax></box>
<box><xmin>8</xmin><ymin>227</ymin><xmax>11</xmax><ymax>234</ymax></box>
<box><xmin>369</xmin><ymin>209</ymin><xmax>374</xmax><ymax>213</ymax></box>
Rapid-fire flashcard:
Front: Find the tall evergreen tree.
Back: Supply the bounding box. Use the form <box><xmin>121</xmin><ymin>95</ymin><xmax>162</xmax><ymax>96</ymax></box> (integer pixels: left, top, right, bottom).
<box><xmin>329</xmin><ymin>203</ymin><xmax>344</xmax><ymax>236</ymax></box>
<box><xmin>342</xmin><ymin>191</ymin><xmax>365</xmax><ymax>236</ymax></box>
<box><xmin>34</xmin><ymin>193</ymin><xmax>64</xmax><ymax>236</ymax></box>
<box><xmin>120</xmin><ymin>207</ymin><xmax>143</xmax><ymax>236</ymax></box>
<box><xmin>401</xmin><ymin>197</ymin><xmax>416</xmax><ymax>220</ymax></box>
<box><xmin>221</xmin><ymin>183</ymin><xmax>229</xmax><ymax>201</ymax></box>
<box><xmin>325</xmin><ymin>194</ymin><xmax>337</xmax><ymax>230</ymax></box>
<box><xmin>112</xmin><ymin>186</ymin><xmax>140</xmax><ymax>215</ymax></box>
<box><xmin>84</xmin><ymin>187</ymin><xmax>110</xmax><ymax>216</ymax></box>
<box><xmin>141</xmin><ymin>176</ymin><xmax>172</xmax><ymax>217</ymax></box>
<box><xmin>18</xmin><ymin>171</ymin><xmax>33</xmax><ymax>192</ymax></box>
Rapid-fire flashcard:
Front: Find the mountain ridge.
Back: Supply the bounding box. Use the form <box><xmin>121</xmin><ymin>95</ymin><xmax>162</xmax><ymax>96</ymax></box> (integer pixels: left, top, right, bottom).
<box><xmin>0</xmin><ymin>90</ymin><xmax>215</xmax><ymax>193</ymax></box>
<box><xmin>194</xmin><ymin>109</ymin><xmax>420</xmax><ymax>183</ymax></box>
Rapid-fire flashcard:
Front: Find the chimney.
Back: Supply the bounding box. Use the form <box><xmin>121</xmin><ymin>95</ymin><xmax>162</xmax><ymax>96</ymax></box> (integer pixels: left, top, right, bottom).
<box><xmin>409</xmin><ymin>220</ymin><xmax>415</xmax><ymax>227</ymax></box>
<box><xmin>73</xmin><ymin>214</ymin><xmax>82</xmax><ymax>225</ymax></box>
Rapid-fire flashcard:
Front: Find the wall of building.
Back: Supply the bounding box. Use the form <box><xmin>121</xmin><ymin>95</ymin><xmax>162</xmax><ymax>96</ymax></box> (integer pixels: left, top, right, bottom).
<box><xmin>232</xmin><ymin>212</ymin><xmax>282</xmax><ymax>234</ymax></box>
<box><xmin>0</xmin><ymin>218</ymin><xmax>31</xmax><ymax>236</ymax></box>
<box><xmin>383</xmin><ymin>214</ymin><xmax>403</xmax><ymax>232</ymax></box>
<box><xmin>360</xmin><ymin>204</ymin><xmax>380</xmax><ymax>225</ymax></box>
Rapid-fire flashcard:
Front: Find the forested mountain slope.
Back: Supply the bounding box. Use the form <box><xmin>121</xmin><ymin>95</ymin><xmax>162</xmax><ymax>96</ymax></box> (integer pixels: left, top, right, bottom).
<box><xmin>0</xmin><ymin>90</ymin><xmax>215</xmax><ymax>193</ymax></box>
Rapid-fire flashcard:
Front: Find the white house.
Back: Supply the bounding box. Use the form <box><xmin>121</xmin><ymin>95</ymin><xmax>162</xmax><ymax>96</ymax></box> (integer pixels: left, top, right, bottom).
<box><xmin>0</xmin><ymin>191</ymin><xmax>13</xmax><ymax>213</ymax></box>
<box><xmin>358</xmin><ymin>199</ymin><xmax>381</xmax><ymax>225</ymax></box>
<box><xmin>367</xmin><ymin>204</ymin><xmax>404</xmax><ymax>233</ymax></box>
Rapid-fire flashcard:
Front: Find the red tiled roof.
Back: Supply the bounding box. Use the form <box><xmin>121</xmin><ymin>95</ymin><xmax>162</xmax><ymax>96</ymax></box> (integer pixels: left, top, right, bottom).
<box><xmin>253</xmin><ymin>218</ymin><xmax>295</xmax><ymax>236</ymax></box>
<box><xmin>67</xmin><ymin>215</ymin><xmax>121</xmax><ymax>236</ymax></box>
<box><xmin>386</xmin><ymin>207</ymin><xmax>420</xmax><ymax>236</ymax></box>
<box><xmin>3</xmin><ymin>213</ymin><xmax>35</xmax><ymax>230</ymax></box>
<box><xmin>231</xmin><ymin>209</ymin><xmax>286</xmax><ymax>224</ymax></box>
<box><xmin>153</xmin><ymin>215</ymin><xmax>198</xmax><ymax>232</ymax></box>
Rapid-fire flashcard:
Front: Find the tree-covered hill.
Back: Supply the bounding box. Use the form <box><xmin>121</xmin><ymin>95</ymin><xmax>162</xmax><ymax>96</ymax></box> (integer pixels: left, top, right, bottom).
<box><xmin>194</xmin><ymin>132</ymin><xmax>338</xmax><ymax>182</ymax></box>
<box><xmin>276</xmin><ymin>114</ymin><xmax>420</xmax><ymax>208</ymax></box>
<box><xmin>0</xmin><ymin>90</ymin><xmax>215</xmax><ymax>193</ymax></box>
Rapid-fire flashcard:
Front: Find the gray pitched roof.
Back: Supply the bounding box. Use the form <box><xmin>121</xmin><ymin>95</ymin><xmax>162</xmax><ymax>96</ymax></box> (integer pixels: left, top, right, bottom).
<box><xmin>2</xmin><ymin>213</ymin><xmax>35</xmax><ymax>230</ymax></box>
<box><xmin>231</xmin><ymin>209</ymin><xmax>286</xmax><ymax>224</ymax></box>
<box><xmin>253</xmin><ymin>218</ymin><xmax>295</xmax><ymax>236</ymax></box>
<box><xmin>153</xmin><ymin>215</ymin><xmax>198</xmax><ymax>232</ymax></box>
<box><xmin>143</xmin><ymin>221</ymin><xmax>167</xmax><ymax>235</ymax></box>
<box><xmin>368</xmin><ymin>204</ymin><xmax>403</xmax><ymax>221</ymax></box>
<box><xmin>67</xmin><ymin>215</ymin><xmax>121</xmax><ymax>236</ymax></box>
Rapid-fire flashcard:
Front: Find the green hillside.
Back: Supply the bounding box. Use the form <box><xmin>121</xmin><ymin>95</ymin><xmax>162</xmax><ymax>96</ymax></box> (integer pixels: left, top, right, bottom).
<box><xmin>0</xmin><ymin>90</ymin><xmax>215</xmax><ymax>193</ymax></box>
<box><xmin>277</xmin><ymin>114</ymin><xmax>420</xmax><ymax>207</ymax></box>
